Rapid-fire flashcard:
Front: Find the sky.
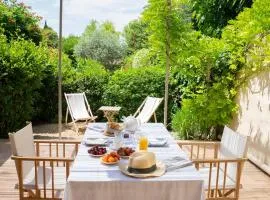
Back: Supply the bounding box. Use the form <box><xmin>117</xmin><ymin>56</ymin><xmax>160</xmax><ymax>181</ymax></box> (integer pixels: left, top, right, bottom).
<box><xmin>20</xmin><ymin>0</ymin><xmax>147</xmax><ymax>37</ymax></box>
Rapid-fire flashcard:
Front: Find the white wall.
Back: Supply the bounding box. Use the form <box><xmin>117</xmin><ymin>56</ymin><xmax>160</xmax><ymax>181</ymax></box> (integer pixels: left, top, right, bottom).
<box><xmin>231</xmin><ymin>71</ymin><xmax>270</xmax><ymax>175</ymax></box>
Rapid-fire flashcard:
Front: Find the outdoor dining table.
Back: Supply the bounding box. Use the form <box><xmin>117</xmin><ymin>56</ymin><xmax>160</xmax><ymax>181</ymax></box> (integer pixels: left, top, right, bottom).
<box><xmin>64</xmin><ymin>123</ymin><xmax>204</xmax><ymax>200</ymax></box>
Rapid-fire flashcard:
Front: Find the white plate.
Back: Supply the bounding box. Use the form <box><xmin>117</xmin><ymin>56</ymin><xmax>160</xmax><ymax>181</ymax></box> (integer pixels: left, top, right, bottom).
<box><xmin>84</xmin><ymin>138</ymin><xmax>107</xmax><ymax>146</ymax></box>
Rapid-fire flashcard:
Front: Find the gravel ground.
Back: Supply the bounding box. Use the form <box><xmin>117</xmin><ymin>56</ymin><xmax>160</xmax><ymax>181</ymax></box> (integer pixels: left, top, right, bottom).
<box><xmin>32</xmin><ymin>122</ymin><xmax>87</xmax><ymax>140</ymax></box>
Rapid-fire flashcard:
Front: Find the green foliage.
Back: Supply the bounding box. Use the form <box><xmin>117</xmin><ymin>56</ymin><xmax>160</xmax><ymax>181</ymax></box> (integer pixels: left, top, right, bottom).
<box><xmin>0</xmin><ymin>0</ymin><xmax>42</xmax><ymax>44</ymax></box>
<box><xmin>132</xmin><ymin>48</ymin><xmax>152</xmax><ymax>68</ymax></box>
<box><xmin>74</xmin><ymin>21</ymin><xmax>126</xmax><ymax>71</ymax></box>
<box><xmin>191</xmin><ymin>0</ymin><xmax>253</xmax><ymax>38</ymax></box>
<box><xmin>123</xmin><ymin>19</ymin><xmax>149</xmax><ymax>55</ymax></box>
<box><xmin>103</xmin><ymin>67</ymin><xmax>166</xmax><ymax>121</ymax></box>
<box><xmin>143</xmin><ymin>0</ymin><xmax>193</xmax><ymax>65</ymax></box>
<box><xmin>172</xmin><ymin>84</ymin><xmax>236</xmax><ymax>140</ymax></box>
<box><xmin>41</xmin><ymin>21</ymin><xmax>58</xmax><ymax>48</ymax></box>
<box><xmin>63</xmin><ymin>35</ymin><xmax>79</xmax><ymax>65</ymax></box>
<box><xmin>172</xmin><ymin>0</ymin><xmax>270</xmax><ymax>140</ymax></box>
<box><xmin>70</xmin><ymin>59</ymin><xmax>110</xmax><ymax>113</ymax></box>
<box><xmin>32</xmin><ymin>49</ymin><xmax>75</xmax><ymax>122</ymax></box>
<box><xmin>0</xmin><ymin>35</ymin><xmax>48</xmax><ymax>138</ymax></box>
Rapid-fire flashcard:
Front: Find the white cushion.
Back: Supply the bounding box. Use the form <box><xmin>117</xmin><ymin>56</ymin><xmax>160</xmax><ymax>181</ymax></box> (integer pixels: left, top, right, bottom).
<box><xmin>9</xmin><ymin>123</ymin><xmax>35</xmax><ymax>179</ymax></box>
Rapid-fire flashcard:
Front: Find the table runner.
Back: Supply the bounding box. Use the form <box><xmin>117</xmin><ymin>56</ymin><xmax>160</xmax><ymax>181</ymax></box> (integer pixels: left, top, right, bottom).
<box><xmin>64</xmin><ymin>123</ymin><xmax>204</xmax><ymax>200</ymax></box>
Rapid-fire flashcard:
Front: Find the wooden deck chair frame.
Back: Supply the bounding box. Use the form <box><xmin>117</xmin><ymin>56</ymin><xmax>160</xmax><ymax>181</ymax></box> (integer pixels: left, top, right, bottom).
<box><xmin>177</xmin><ymin>126</ymin><xmax>249</xmax><ymax>200</ymax></box>
<box><xmin>65</xmin><ymin>92</ymin><xmax>97</xmax><ymax>134</ymax></box>
<box><xmin>9</xmin><ymin>122</ymin><xmax>81</xmax><ymax>200</ymax></box>
<box><xmin>133</xmin><ymin>96</ymin><xmax>163</xmax><ymax>123</ymax></box>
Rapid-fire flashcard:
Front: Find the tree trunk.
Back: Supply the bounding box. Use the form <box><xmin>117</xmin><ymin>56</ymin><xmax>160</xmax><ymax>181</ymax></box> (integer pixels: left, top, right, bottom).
<box><xmin>164</xmin><ymin>0</ymin><xmax>172</xmax><ymax>127</ymax></box>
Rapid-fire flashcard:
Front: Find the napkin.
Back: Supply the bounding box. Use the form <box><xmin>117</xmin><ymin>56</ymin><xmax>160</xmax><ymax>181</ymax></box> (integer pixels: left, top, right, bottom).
<box><xmin>87</xmin><ymin>124</ymin><xmax>105</xmax><ymax>132</ymax></box>
<box><xmin>164</xmin><ymin>156</ymin><xmax>193</xmax><ymax>172</ymax></box>
<box><xmin>148</xmin><ymin>137</ymin><xmax>168</xmax><ymax>147</ymax></box>
<box><xmin>84</xmin><ymin>137</ymin><xmax>107</xmax><ymax>146</ymax></box>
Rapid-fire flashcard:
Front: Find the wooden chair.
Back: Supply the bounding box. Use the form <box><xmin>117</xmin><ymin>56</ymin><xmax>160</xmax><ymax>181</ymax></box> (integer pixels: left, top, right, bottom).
<box><xmin>177</xmin><ymin>126</ymin><xmax>249</xmax><ymax>200</ymax></box>
<box><xmin>133</xmin><ymin>96</ymin><xmax>163</xmax><ymax>123</ymax></box>
<box><xmin>9</xmin><ymin>122</ymin><xmax>81</xmax><ymax>200</ymax></box>
<box><xmin>64</xmin><ymin>92</ymin><xmax>97</xmax><ymax>134</ymax></box>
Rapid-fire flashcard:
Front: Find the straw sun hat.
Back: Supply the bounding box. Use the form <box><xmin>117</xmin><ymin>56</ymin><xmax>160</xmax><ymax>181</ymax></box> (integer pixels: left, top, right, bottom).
<box><xmin>119</xmin><ymin>152</ymin><xmax>166</xmax><ymax>178</ymax></box>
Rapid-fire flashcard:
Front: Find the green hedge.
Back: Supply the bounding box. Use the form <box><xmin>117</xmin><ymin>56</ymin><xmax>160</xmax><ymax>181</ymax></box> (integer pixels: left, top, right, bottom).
<box><xmin>103</xmin><ymin>66</ymin><xmax>167</xmax><ymax>122</ymax></box>
<box><xmin>0</xmin><ymin>35</ymin><xmax>48</xmax><ymax>138</ymax></box>
<box><xmin>64</xmin><ymin>59</ymin><xmax>109</xmax><ymax>118</ymax></box>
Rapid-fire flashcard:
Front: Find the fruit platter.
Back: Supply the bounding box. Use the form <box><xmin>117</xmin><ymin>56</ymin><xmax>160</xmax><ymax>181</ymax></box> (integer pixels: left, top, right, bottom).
<box><xmin>88</xmin><ymin>145</ymin><xmax>107</xmax><ymax>157</ymax></box>
<box><xmin>117</xmin><ymin>147</ymin><xmax>135</xmax><ymax>159</ymax></box>
<box><xmin>101</xmin><ymin>152</ymin><xmax>120</xmax><ymax>165</ymax></box>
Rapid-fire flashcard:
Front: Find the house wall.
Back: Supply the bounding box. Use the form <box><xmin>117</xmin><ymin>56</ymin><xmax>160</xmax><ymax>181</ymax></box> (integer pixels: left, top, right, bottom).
<box><xmin>231</xmin><ymin>70</ymin><xmax>270</xmax><ymax>175</ymax></box>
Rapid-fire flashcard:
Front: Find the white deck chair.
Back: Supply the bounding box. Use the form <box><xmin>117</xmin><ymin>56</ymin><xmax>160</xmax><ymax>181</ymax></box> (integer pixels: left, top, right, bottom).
<box><xmin>178</xmin><ymin>126</ymin><xmax>249</xmax><ymax>200</ymax></box>
<box><xmin>65</xmin><ymin>92</ymin><xmax>97</xmax><ymax>133</ymax></box>
<box><xmin>9</xmin><ymin>122</ymin><xmax>80</xmax><ymax>200</ymax></box>
<box><xmin>133</xmin><ymin>96</ymin><xmax>163</xmax><ymax>123</ymax></box>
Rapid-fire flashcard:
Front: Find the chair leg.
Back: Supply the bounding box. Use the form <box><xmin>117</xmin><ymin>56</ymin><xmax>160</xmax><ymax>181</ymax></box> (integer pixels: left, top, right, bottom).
<box><xmin>65</xmin><ymin>108</ymin><xmax>69</xmax><ymax>125</ymax></box>
<box><xmin>153</xmin><ymin>112</ymin><xmax>157</xmax><ymax>123</ymax></box>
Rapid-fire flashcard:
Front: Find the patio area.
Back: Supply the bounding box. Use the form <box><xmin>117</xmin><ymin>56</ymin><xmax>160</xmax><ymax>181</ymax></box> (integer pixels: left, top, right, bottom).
<box><xmin>1</xmin><ymin>124</ymin><xmax>270</xmax><ymax>200</ymax></box>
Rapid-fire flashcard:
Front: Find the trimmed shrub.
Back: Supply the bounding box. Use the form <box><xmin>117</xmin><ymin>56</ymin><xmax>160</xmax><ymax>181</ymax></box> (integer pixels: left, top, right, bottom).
<box><xmin>65</xmin><ymin>59</ymin><xmax>110</xmax><ymax>115</ymax></box>
<box><xmin>102</xmin><ymin>66</ymin><xmax>167</xmax><ymax>122</ymax></box>
<box><xmin>0</xmin><ymin>35</ymin><xmax>48</xmax><ymax>138</ymax></box>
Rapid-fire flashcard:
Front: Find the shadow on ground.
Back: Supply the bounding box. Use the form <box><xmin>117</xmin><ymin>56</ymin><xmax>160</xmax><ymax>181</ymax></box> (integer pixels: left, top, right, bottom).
<box><xmin>0</xmin><ymin>139</ymin><xmax>11</xmax><ymax>167</ymax></box>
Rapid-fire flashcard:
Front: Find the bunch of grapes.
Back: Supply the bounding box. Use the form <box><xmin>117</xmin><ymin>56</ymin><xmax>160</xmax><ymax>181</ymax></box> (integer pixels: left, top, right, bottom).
<box><xmin>88</xmin><ymin>145</ymin><xmax>107</xmax><ymax>155</ymax></box>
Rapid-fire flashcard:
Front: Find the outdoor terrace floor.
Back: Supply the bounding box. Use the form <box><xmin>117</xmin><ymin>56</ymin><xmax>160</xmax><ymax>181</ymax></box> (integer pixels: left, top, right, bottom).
<box><xmin>0</xmin><ymin>125</ymin><xmax>270</xmax><ymax>200</ymax></box>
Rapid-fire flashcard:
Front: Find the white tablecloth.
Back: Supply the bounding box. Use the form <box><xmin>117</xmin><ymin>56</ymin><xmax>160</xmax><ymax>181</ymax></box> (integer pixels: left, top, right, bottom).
<box><xmin>64</xmin><ymin>123</ymin><xmax>204</xmax><ymax>200</ymax></box>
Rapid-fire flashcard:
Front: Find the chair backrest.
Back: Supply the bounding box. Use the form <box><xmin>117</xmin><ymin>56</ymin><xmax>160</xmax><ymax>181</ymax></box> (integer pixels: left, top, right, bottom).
<box><xmin>9</xmin><ymin>122</ymin><xmax>35</xmax><ymax>179</ymax></box>
<box><xmin>134</xmin><ymin>96</ymin><xmax>163</xmax><ymax>123</ymax></box>
<box><xmin>65</xmin><ymin>92</ymin><xmax>93</xmax><ymax>120</ymax></box>
<box><xmin>219</xmin><ymin>126</ymin><xmax>249</xmax><ymax>181</ymax></box>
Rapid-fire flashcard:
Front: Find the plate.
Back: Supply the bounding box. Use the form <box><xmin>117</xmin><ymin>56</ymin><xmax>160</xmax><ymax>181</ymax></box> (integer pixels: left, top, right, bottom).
<box><xmin>100</xmin><ymin>157</ymin><xmax>119</xmax><ymax>165</ymax></box>
<box><xmin>120</xmin><ymin>155</ymin><xmax>130</xmax><ymax>159</ymax></box>
<box><xmin>84</xmin><ymin>138</ymin><xmax>107</xmax><ymax>146</ymax></box>
<box><xmin>89</xmin><ymin>153</ymin><xmax>106</xmax><ymax>157</ymax></box>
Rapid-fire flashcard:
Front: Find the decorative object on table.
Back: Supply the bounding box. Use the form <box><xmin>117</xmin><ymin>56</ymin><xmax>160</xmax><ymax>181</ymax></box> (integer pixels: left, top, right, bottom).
<box><xmin>119</xmin><ymin>151</ymin><xmax>165</xmax><ymax>178</ymax></box>
<box><xmin>101</xmin><ymin>152</ymin><xmax>120</xmax><ymax>165</ymax></box>
<box><xmin>88</xmin><ymin>146</ymin><xmax>107</xmax><ymax>157</ymax></box>
<box><xmin>133</xmin><ymin>96</ymin><xmax>163</xmax><ymax>123</ymax></box>
<box><xmin>84</xmin><ymin>137</ymin><xmax>107</xmax><ymax>146</ymax></box>
<box><xmin>148</xmin><ymin>137</ymin><xmax>168</xmax><ymax>147</ymax></box>
<box><xmin>65</xmin><ymin>92</ymin><xmax>98</xmax><ymax>134</ymax></box>
<box><xmin>110</xmin><ymin>131</ymin><xmax>123</xmax><ymax>150</ymax></box>
<box><xmin>122</xmin><ymin>116</ymin><xmax>141</xmax><ymax>133</ymax></box>
<box><xmin>117</xmin><ymin>147</ymin><xmax>135</xmax><ymax>159</ymax></box>
<box><xmin>139</xmin><ymin>136</ymin><xmax>149</xmax><ymax>151</ymax></box>
<box><xmin>98</xmin><ymin>106</ymin><xmax>121</xmax><ymax>122</ymax></box>
<box><xmin>104</xmin><ymin>122</ymin><xmax>123</xmax><ymax>136</ymax></box>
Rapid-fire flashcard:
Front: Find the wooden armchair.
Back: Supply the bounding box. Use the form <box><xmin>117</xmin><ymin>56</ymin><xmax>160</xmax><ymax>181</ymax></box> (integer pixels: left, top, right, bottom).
<box><xmin>9</xmin><ymin>122</ymin><xmax>81</xmax><ymax>200</ymax></box>
<box><xmin>177</xmin><ymin>126</ymin><xmax>249</xmax><ymax>200</ymax></box>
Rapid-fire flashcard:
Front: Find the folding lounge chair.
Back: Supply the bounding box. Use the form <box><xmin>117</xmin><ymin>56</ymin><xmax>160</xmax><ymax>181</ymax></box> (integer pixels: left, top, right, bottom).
<box><xmin>133</xmin><ymin>96</ymin><xmax>163</xmax><ymax>123</ymax></box>
<box><xmin>65</xmin><ymin>92</ymin><xmax>97</xmax><ymax>133</ymax></box>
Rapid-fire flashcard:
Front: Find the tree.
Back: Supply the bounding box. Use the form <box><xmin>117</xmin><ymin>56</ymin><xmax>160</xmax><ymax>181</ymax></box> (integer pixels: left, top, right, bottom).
<box><xmin>123</xmin><ymin>19</ymin><xmax>149</xmax><ymax>54</ymax></box>
<box><xmin>42</xmin><ymin>21</ymin><xmax>58</xmax><ymax>48</ymax></box>
<box><xmin>143</xmin><ymin>0</ymin><xmax>193</xmax><ymax>126</ymax></box>
<box><xmin>74</xmin><ymin>21</ymin><xmax>126</xmax><ymax>71</ymax></box>
<box><xmin>63</xmin><ymin>35</ymin><xmax>79</xmax><ymax>65</ymax></box>
<box><xmin>0</xmin><ymin>0</ymin><xmax>42</xmax><ymax>44</ymax></box>
<box><xmin>191</xmin><ymin>0</ymin><xmax>253</xmax><ymax>38</ymax></box>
